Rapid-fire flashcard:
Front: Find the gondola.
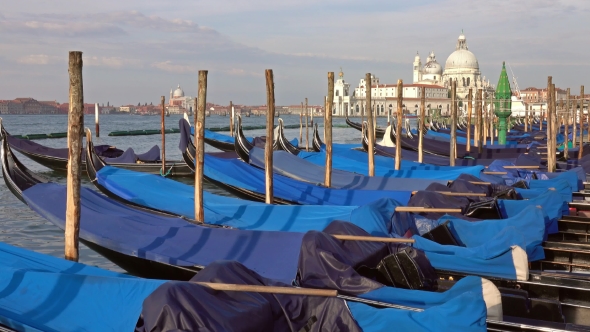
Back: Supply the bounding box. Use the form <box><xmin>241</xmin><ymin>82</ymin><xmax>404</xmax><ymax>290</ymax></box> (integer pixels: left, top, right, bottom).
<box><xmin>0</xmin><ymin>122</ymin><xmax>192</xmax><ymax>177</ymax></box>
<box><xmin>233</xmin><ymin>114</ymin><xmax>280</xmax><ymax>163</ymax></box>
<box><xmin>345</xmin><ymin>113</ymin><xmax>386</xmax><ymax>138</ymax></box>
<box><xmin>1</xmin><ymin>127</ymin><xmax>303</xmax><ymax>282</ymax></box>
<box><xmin>312</xmin><ymin>123</ymin><xmax>323</xmax><ymax>152</ymax></box>
<box><xmin>5</xmin><ymin>127</ymin><xmax>590</xmax><ymax>329</ymax></box>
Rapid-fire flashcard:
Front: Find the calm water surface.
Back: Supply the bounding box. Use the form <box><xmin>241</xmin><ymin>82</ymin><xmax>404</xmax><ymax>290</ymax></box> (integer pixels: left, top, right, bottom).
<box><xmin>0</xmin><ymin>114</ymin><xmax>392</xmax><ymax>272</ymax></box>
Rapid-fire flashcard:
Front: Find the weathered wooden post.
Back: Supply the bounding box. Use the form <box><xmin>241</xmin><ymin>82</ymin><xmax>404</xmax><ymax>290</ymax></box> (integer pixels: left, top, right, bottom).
<box><xmin>449</xmin><ymin>80</ymin><xmax>457</xmax><ymax>166</ymax></box>
<box><xmin>94</xmin><ymin>103</ymin><xmax>100</xmax><ymax>137</ymax></box>
<box><xmin>489</xmin><ymin>93</ymin><xmax>494</xmax><ymax>145</ymax></box>
<box><xmin>419</xmin><ymin>86</ymin><xmax>425</xmax><ymax>163</ymax></box>
<box><xmin>366</xmin><ymin>73</ymin><xmax>375</xmax><ymax>176</ymax></box>
<box><xmin>310</xmin><ymin>97</ymin><xmax>314</xmax><ymax>135</ymax></box>
<box><xmin>325</xmin><ymin>72</ymin><xmax>334</xmax><ymax>186</ymax></box>
<box><xmin>265</xmin><ymin>69</ymin><xmax>275</xmax><ymax>203</ymax></box>
<box><xmin>229</xmin><ymin>101</ymin><xmax>234</xmax><ymax>137</ymax></box>
<box><xmin>305</xmin><ymin>98</ymin><xmax>309</xmax><ymax>151</ymax></box>
<box><xmin>573</xmin><ymin>97</ymin><xmax>577</xmax><ymax>148</ymax></box>
<box><xmin>195</xmin><ymin>70</ymin><xmax>208</xmax><ymax>221</ymax></box>
<box><xmin>578</xmin><ymin>85</ymin><xmax>590</xmax><ymax>159</ymax></box>
<box><xmin>65</xmin><ymin>51</ymin><xmax>84</xmax><ymax>262</ymax></box>
<box><xmin>547</xmin><ymin>77</ymin><xmax>555</xmax><ymax>172</ymax></box>
<box><xmin>539</xmin><ymin>105</ymin><xmax>543</xmax><ymax>131</ymax></box>
<box><xmin>524</xmin><ymin>111</ymin><xmax>528</xmax><ymax>132</ymax></box>
<box><xmin>299</xmin><ymin>102</ymin><xmax>303</xmax><ymax>146</ymax></box>
<box><xmin>395</xmin><ymin>79</ymin><xmax>403</xmax><ymax>170</ymax></box>
<box><xmin>564</xmin><ymin>88</ymin><xmax>570</xmax><ymax>158</ymax></box>
<box><xmin>476</xmin><ymin>89</ymin><xmax>482</xmax><ymax>152</ymax></box>
<box><xmin>161</xmin><ymin>96</ymin><xmax>166</xmax><ymax>176</ymax></box>
<box><xmin>467</xmin><ymin>88</ymin><xmax>472</xmax><ymax>152</ymax></box>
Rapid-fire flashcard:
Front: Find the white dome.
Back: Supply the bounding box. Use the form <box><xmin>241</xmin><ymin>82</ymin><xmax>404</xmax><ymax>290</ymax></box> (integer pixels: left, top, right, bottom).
<box><xmin>445</xmin><ymin>49</ymin><xmax>479</xmax><ymax>70</ymax></box>
<box><xmin>172</xmin><ymin>84</ymin><xmax>184</xmax><ymax>98</ymax></box>
<box><xmin>422</xmin><ymin>52</ymin><xmax>442</xmax><ymax>75</ymax></box>
<box><xmin>445</xmin><ymin>32</ymin><xmax>479</xmax><ymax>70</ymax></box>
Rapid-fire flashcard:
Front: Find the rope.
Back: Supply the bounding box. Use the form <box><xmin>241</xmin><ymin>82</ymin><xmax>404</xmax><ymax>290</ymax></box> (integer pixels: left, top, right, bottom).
<box><xmin>160</xmin><ymin>163</ymin><xmax>175</xmax><ymax>177</ymax></box>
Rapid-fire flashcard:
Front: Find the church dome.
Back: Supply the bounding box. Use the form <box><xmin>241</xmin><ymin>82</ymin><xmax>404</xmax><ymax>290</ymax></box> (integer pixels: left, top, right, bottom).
<box><xmin>173</xmin><ymin>84</ymin><xmax>184</xmax><ymax>98</ymax></box>
<box><xmin>444</xmin><ymin>33</ymin><xmax>479</xmax><ymax>70</ymax></box>
<box><xmin>422</xmin><ymin>52</ymin><xmax>443</xmax><ymax>75</ymax></box>
<box><xmin>445</xmin><ymin>50</ymin><xmax>479</xmax><ymax>70</ymax></box>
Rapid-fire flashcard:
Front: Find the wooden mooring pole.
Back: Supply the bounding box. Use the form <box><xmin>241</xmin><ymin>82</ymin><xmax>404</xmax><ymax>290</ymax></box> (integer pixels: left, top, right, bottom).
<box><xmin>476</xmin><ymin>89</ymin><xmax>482</xmax><ymax>152</ymax></box>
<box><xmin>418</xmin><ymin>86</ymin><xmax>425</xmax><ymax>163</ymax></box>
<box><xmin>578</xmin><ymin>85</ymin><xmax>590</xmax><ymax>159</ymax></box>
<box><xmin>547</xmin><ymin>77</ymin><xmax>555</xmax><ymax>172</ymax></box>
<box><xmin>572</xmin><ymin>96</ymin><xmax>577</xmax><ymax>148</ymax></box>
<box><xmin>564</xmin><ymin>88</ymin><xmax>570</xmax><ymax>158</ymax></box>
<box><xmin>160</xmin><ymin>96</ymin><xmax>166</xmax><ymax>176</ymax></box>
<box><xmin>299</xmin><ymin>102</ymin><xmax>303</xmax><ymax>146</ymax></box>
<box><xmin>195</xmin><ymin>70</ymin><xmax>208</xmax><ymax>221</ymax></box>
<box><xmin>366</xmin><ymin>73</ymin><xmax>375</xmax><ymax>176</ymax></box>
<box><xmin>449</xmin><ymin>80</ymin><xmax>457</xmax><ymax>166</ymax></box>
<box><xmin>466</xmin><ymin>88</ymin><xmax>472</xmax><ymax>153</ymax></box>
<box><xmin>325</xmin><ymin>72</ymin><xmax>334</xmax><ymax>186</ymax></box>
<box><xmin>305</xmin><ymin>98</ymin><xmax>309</xmax><ymax>151</ymax></box>
<box><xmin>395</xmin><ymin>79</ymin><xmax>403</xmax><ymax>170</ymax></box>
<box><xmin>265</xmin><ymin>69</ymin><xmax>275</xmax><ymax>203</ymax></box>
<box><xmin>65</xmin><ymin>51</ymin><xmax>83</xmax><ymax>262</ymax></box>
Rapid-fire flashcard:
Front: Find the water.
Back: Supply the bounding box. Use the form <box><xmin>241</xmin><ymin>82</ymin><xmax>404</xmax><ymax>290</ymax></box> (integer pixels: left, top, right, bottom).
<box><xmin>0</xmin><ymin>114</ymin><xmax>387</xmax><ymax>272</ymax></box>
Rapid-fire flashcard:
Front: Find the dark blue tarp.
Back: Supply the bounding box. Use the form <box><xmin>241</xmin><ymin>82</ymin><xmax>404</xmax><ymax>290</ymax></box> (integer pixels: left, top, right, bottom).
<box><xmin>278</xmin><ymin>147</ymin><xmax>486</xmax><ymax>180</ymax></box>
<box><xmin>249</xmin><ymin>148</ymin><xmax>449</xmax><ymax>191</ymax></box>
<box><xmin>22</xmin><ymin>183</ymin><xmax>304</xmax><ymax>283</ymax></box>
<box><xmin>203</xmin><ymin>153</ymin><xmax>413</xmax><ymax>204</ymax></box>
<box><xmin>96</xmin><ymin>165</ymin><xmax>409</xmax><ymax>233</ymax></box>
<box><xmin>0</xmin><ymin>242</ymin><xmax>165</xmax><ymax>332</ymax></box>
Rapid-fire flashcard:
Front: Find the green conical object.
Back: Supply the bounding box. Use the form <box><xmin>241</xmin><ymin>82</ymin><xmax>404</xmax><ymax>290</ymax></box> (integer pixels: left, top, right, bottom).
<box><xmin>494</xmin><ymin>62</ymin><xmax>512</xmax><ymax>145</ymax></box>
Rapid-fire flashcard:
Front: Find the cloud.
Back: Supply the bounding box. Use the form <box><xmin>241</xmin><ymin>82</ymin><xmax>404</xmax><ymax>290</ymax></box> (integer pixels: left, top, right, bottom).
<box><xmin>223</xmin><ymin>68</ymin><xmax>263</xmax><ymax>77</ymax></box>
<box><xmin>85</xmin><ymin>56</ymin><xmax>142</xmax><ymax>68</ymax></box>
<box><xmin>0</xmin><ymin>19</ymin><xmax>126</xmax><ymax>38</ymax></box>
<box><xmin>17</xmin><ymin>54</ymin><xmax>50</xmax><ymax>65</ymax></box>
<box><xmin>151</xmin><ymin>60</ymin><xmax>196</xmax><ymax>73</ymax></box>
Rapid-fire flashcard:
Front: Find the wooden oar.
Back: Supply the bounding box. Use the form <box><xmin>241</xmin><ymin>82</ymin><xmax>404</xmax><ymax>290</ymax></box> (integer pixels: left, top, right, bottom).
<box><xmin>411</xmin><ymin>191</ymin><xmax>486</xmax><ymax>197</ymax></box>
<box><xmin>332</xmin><ymin>235</ymin><xmax>415</xmax><ymax>243</ymax></box>
<box><xmin>502</xmin><ymin>166</ymin><xmax>540</xmax><ymax>169</ymax></box>
<box><xmin>394</xmin><ymin>207</ymin><xmax>461</xmax><ymax>213</ymax></box>
<box><xmin>448</xmin><ymin>180</ymin><xmax>492</xmax><ymax>185</ymax></box>
<box><xmin>194</xmin><ymin>282</ymin><xmax>338</xmax><ymax>296</ymax></box>
<box><xmin>483</xmin><ymin>171</ymin><xmax>507</xmax><ymax>175</ymax></box>
<box><xmin>193</xmin><ymin>282</ymin><xmax>423</xmax><ymax>312</ymax></box>
<box><xmin>484</xmin><ymin>165</ymin><xmax>540</xmax><ymax>169</ymax></box>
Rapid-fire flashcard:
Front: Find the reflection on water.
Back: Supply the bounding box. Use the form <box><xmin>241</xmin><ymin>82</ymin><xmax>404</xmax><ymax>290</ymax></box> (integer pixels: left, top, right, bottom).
<box><xmin>0</xmin><ymin>114</ymin><xmax>377</xmax><ymax>272</ymax></box>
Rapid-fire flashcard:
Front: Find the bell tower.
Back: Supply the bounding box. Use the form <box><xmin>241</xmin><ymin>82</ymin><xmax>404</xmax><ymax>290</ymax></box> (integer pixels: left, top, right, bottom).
<box><xmin>413</xmin><ymin>52</ymin><xmax>422</xmax><ymax>83</ymax></box>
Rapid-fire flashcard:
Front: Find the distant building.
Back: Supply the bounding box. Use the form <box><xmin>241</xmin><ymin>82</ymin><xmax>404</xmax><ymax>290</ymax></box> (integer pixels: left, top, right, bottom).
<box><xmin>167</xmin><ymin>85</ymin><xmax>195</xmax><ymax>115</ymax></box>
<box><xmin>331</xmin><ymin>71</ymin><xmax>451</xmax><ymax>116</ymax></box>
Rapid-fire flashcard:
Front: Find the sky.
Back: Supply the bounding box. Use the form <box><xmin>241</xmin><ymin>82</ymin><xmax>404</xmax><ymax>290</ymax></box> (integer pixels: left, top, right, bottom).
<box><xmin>1</xmin><ymin>0</ymin><xmax>589</xmax><ymax>106</ymax></box>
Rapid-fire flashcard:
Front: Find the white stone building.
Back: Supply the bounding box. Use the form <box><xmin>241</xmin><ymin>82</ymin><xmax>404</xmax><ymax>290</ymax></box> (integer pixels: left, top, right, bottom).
<box><xmin>331</xmin><ymin>72</ymin><xmax>451</xmax><ymax>116</ymax></box>
<box><xmin>167</xmin><ymin>85</ymin><xmax>196</xmax><ymax>115</ymax></box>
<box><xmin>413</xmin><ymin>32</ymin><xmax>494</xmax><ymax>100</ymax></box>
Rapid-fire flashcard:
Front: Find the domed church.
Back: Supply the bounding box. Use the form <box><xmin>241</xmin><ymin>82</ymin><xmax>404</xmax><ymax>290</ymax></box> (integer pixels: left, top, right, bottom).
<box><xmin>413</xmin><ymin>32</ymin><xmax>494</xmax><ymax>99</ymax></box>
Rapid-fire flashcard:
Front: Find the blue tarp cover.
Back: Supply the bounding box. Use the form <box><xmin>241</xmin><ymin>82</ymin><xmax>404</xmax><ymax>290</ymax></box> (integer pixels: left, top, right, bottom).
<box><xmin>354</xmin><ymin>276</ymin><xmax>487</xmax><ymax>332</ymax></box>
<box><xmin>250</xmin><ymin>148</ymin><xmax>451</xmax><ymax>191</ymax></box>
<box><xmin>203</xmin><ymin>153</ymin><xmax>413</xmax><ymax>205</ymax></box>
<box><xmin>95</xmin><ymin>165</ymin><xmax>409</xmax><ymax>234</ymax></box>
<box><xmin>0</xmin><ymin>242</ymin><xmax>165</xmax><ymax>332</ymax></box>
<box><xmin>22</xmin><ymin>183</ymin><xmax>304</xmax><ymax>283</ymax></box>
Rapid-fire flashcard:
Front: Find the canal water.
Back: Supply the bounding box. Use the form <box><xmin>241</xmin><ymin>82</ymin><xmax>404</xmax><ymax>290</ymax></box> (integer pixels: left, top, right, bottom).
<box><xmin>0</xmin><ymin>114</ymin><xmax>394</xmax><ymax>272</ymax></box>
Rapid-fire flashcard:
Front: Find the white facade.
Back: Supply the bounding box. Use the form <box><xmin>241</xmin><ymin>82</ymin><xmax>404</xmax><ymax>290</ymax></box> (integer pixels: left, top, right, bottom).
<box><xmin>168</xmin><ymin>84</ymin><xmax>196</xmax><ymax>114</ymax></box>
<box><xmin>330</xmin><ymin>72</ymin><xmax>451</xmax><ymax>117</ymax></box>
<box><xmin>413</xmin><ymin>33</ymin><xmax>494</xmax><ymax>100</ymax></box>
